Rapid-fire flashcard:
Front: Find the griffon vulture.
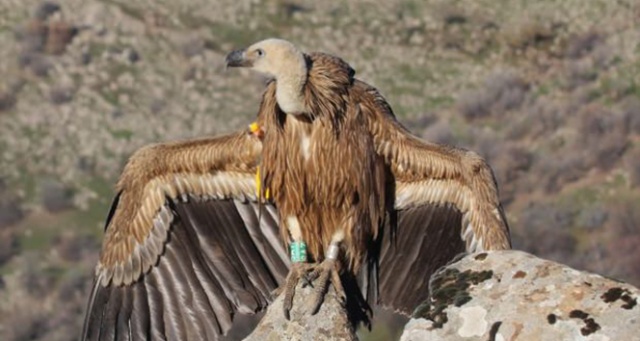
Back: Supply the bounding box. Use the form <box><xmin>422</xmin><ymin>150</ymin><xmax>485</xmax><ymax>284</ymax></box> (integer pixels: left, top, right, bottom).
<box><xmin>81</xmin><ymin>38</ymin><xmax>511</xmax><ymax>340</ymax></box>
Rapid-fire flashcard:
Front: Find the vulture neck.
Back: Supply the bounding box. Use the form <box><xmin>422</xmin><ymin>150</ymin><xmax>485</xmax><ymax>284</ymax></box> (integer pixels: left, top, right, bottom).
<box><xmin>275</xmin><ymin>55</ymin><xmax>308</xmax><ymax>115</ymax></box>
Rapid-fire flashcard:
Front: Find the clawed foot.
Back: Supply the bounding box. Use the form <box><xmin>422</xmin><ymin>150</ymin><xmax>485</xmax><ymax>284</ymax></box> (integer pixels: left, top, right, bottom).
<box><xmin>282</xmin><ymin>262</ymin><xmax>314</xmax><ymax>320</ymax></box>
<box><xmin>280</xmin><ymin>259</ymin><xmax>346</xmax><ymax>320</ymax></box>
<box><xmin>305</xmin><ymin>258</ymin><xmax>346</xmax><ymax>315</ymax></box>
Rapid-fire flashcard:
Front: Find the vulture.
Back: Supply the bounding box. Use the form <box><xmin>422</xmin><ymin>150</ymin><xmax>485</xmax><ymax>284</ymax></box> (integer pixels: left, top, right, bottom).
<box><xmin>81</xmin><ymin>38</ymin><xmax>511</xmax><ymax>340</ymax></box>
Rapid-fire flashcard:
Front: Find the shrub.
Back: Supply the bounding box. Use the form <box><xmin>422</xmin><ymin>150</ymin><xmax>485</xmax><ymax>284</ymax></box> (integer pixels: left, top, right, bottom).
<box><xmin>490</xmin><ymin>145</ymin><xmax>532</xmax><ymax>183</ymax></box>
<box><xmin>620</xmin><ymin>96</ymin><xmax>640</xmax><ymax>135</ymax></box>
<box><xmin>532</xmin><ymin>154</ymin><xmax>588</xmax><ymax>193</ymax></box>
<box><xmin>512</xmin><ymin>201</ymin><xmax>577</xmax><ymax>262</ymax></box>
<box><xmin>2</xmin><ymin>309</ymin><xmax>48</xmax><ymax>341</ymax></box>
<box><xmin>604</xmin><ymin>200</ymin><xmax>640</xmax><ymax>285</ymax></box>
<box><xmin>432</xmin><ymin>3</ymin><xmax>468</xmax><ymax>26</ymax></box>
<box><xmin>0</xmin><ymin>180</ymin><xmax>25</xmax><ymax>228</ymax></box>
<box><xmin>516</xmin><ymin>99</ymin><xmax>566</xmax><ymax>139</ymax></box>
<box><xmin>0</xmin><ymin>201</ymin><xmax>24</xmax><ymax>229</ymax></box>
<box><xmin>589</xmin><ymin>132</ymin><xmax>628</xmax><ymax>171</ymax></box>
<box><xmin>0</xmin><ymin>232</ymin><xmax>19</xmax><ymax>265</ymax></box>
<box><xmin>180</xmin><ymin>37</ymin><xmax>206</xmax><ymax>58</ymax></box>
<box><xmin>624</xmin><ymin>148</ymin><xmax>640</xmax><ymax>187</ymax></box>
<box><xmin>562</xmin><ymin>61</ymin><xmax>598</xmax><ymax>90</ymax></box>
<box><xmin>57</xmin><ymin>271</ymin><xmax>90</xmax><ymax>302</ymax></box>
<box><xmin>18</xmin><ymin>51</ymin><xmax>52</xmax><ymax>77</ymax></box>
<box><xmin>457</xmin><ymin>70</ymin><xmax>529</xmax><ymax>120</ymax></box>
<box><xmin>21</xmin><ymin>264</ymin><xmax>55</xmax><ymax>298</ymax></box>
<box><xmin>577</xmin><ymin>104</ymin><xmax>628</xmax><ymax>141</ymax></box>
<box><xmin>502</xmin><ymin>18</ymin><xmax>557</xmax><ymax>51</ymax></box>
<box><xmin>0</xmin><ymin>91</ymin><xmax>17</xmax><ymax>112</ymax></box>
<box><xmin>420</xmin><ymin>119</ymin><xmax>455</xmax><ymax>145</ymax></box>
<box><xmin>39</xmin><ymin>179</ymin><xmax>74</xmax><ymax>212</ymax></box>
<box><xmin>564</xmin><ymin>31</ymin><xmax>601</xmax><ymax>59</ymax></box>
<box><xmin>575</xmin><ymin>205</ymin><xmax>609</xmax><ymax>231</ymax></box>
<box><xmin>575</xmin><ymin>105</ymin><xmax>629</xmax><ymax>170</ymax></box>
<box><xmin>55</xmin><ymin>233</ymin><xmax>99</xmax><ymax>263</ymax></box>
<box><xmin>49</xmin><ymin>86</ymin><xmax>75</xmax><ymax>105</ymax></box>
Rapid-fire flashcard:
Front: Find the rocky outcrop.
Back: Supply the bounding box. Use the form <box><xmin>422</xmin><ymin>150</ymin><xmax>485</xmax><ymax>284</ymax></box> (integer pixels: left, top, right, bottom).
<box><xmin>401</xmin><ymin>250</ymin><xmax>639</xmax><ymax>341</ymax></box>
<box><xmin>244</xmin><ymin>281</ymin><xmax>357</xmax><ymax>341</ymax></box>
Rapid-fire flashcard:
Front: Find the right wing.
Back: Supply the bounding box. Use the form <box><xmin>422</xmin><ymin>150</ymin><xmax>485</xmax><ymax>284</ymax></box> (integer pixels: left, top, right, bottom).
<box><xmin>354</xmin><ymin>80</ymin><xmax>511</xmax><ymax>314</ymax></box>
<box><xmin>82</xmin><ymin>131</ymin><xmax>289</xmax><ymax>340</ymax></box>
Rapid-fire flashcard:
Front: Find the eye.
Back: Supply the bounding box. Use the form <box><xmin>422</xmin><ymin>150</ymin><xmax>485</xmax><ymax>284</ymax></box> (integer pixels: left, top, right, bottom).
<box><xmin>256</xmin><ymin>49</ymin><xmax>265</xmax><ymax>57</ymax></box>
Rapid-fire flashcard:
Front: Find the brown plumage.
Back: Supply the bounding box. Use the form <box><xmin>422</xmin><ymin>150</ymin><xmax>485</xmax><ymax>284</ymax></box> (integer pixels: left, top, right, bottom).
<box><xmin>82</xmin><ymin>38</ymin><xmax>511</xmax><ymax>341</ymax></box>
<box><xmin>259</xmin><ymin>53</ymin><xmax>386</xmax><ymax>272</ymax></box>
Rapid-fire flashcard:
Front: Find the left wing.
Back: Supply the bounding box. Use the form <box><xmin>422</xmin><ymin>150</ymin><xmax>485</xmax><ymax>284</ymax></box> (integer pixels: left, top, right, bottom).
<box><xmin>82</xmin><ymin>132</ymin><xmax>289</xmax><ymax>340</ymax></box>
<box><xmin>355</xmin><ymin>80</ymin><xmax>511</xmax><ymax>314</ymax></box>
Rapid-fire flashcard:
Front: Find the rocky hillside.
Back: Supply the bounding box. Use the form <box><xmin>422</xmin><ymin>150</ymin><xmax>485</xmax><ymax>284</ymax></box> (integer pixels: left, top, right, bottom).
<box><xmin>0</xmin><ymin>0</ymin><xmax>638</xmax><ymax>340</ymax></box>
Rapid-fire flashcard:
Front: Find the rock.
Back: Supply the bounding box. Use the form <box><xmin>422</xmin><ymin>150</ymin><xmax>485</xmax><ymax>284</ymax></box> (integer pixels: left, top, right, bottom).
<box><xmin>244</xmin><ymin>281</ymin><xmax>357</xmax><ymax>341</ymax></box>
<box><xmin>401</xmin><ymin>250</ymin><xmax>639</xmax><ymax>341</ymax></box>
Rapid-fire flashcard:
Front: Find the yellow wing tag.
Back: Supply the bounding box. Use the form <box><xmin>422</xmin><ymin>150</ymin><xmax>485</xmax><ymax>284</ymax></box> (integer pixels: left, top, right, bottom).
<box><xmin>255</xmin><ymin>166</ymin><xmax>270</xmax><ymax>199</ymax></box>
<box><xmin>249</xmin><ymin>121</ymin><xmax>264</xmax><ymax>139</ymax></box>
<box><xmin>249</xmin><ymin>122</ymin><xmax>260</xmax><ymax>134</ymax></box>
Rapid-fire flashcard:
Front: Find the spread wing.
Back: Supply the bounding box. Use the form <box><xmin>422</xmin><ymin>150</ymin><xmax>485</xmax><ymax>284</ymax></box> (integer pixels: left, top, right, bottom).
<box><xmin>356</xmin><ymin>81</ymin><xmax>511</xmax><ymax>314</ymax></box>
<box><xmin>81</xmin><ymin>131</ymin><xmax>289</xmax><ymax>341</ymax></box>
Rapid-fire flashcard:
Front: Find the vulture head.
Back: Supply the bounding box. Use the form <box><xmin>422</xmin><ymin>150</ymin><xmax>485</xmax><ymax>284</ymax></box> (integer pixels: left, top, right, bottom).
<box><xmin>226</xmin><ymin>38</ymin><xmax>308</xmax><ymax>114</ymax></box>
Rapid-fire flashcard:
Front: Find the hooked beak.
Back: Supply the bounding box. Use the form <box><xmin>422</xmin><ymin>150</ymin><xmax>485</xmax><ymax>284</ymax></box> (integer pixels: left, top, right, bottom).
<box><xmin>225</xmin><ymin>49</ymin><xmax>252</xmax><ymax>68</ymax></box>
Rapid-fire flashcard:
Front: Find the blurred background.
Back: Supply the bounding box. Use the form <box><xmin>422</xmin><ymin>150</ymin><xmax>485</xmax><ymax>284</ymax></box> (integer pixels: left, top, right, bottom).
<box><xmin>0</xmin><ymin>0</ymin><xmax>638</xmax><ymax>340</ymax></box>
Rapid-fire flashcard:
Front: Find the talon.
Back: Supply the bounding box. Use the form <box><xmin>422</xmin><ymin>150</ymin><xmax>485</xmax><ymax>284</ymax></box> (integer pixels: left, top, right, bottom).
<box><xmin>301</xmin><ymin>273</ymin><xmax>314</xmax><ymax>288</ymax></box>
<box><xmin>281</xmin><ymin>262</ymin><xmax>312</xmax><ymax>320</ymax></box>
<box><xmin>331</xmin><ymin>266</ymin><xmax>346</xmax><ymax>303</ymax></box>
<box><xmin>284</xmin><ymin>306</ymin><xmax>291</xmax><ymax>321</ymax></box>
<box><xmin>282</xmin><ymin>271</ymin><xmax>298</xmax><ymax>320</ymax></box>
<box><xmin>306</xmin><ymin>268</ymin><xmax>321</xmax><ymax>283</ymax></box>
<box><xmin>307</xmin><ymin>258</ymin><xmax>346</xmax><ymax>315</ymax></box>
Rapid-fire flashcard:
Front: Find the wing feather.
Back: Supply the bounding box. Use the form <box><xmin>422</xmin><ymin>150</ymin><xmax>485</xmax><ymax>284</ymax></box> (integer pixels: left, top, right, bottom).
<box><xmin>234</xmin><ymin>201</ymin><xmax>290</xmax><ymax>280</ymax></box>
<box><xmin>82</xmin><ymin>132</ymin><xmax>288</xmax><ymax>341</ymax></box>
<box><xmin>376</xmin><ymin>205</ymin><xmax>465</xmax><ymax>314</ymax></box>
<box><xmin>130</xmin><ymin>282</ymin><xmax>150</xmax><ymax>340</ymax></box>
<box><xmin>352</xmin><ymin>79</ymin><xmax>511</xmax><ymax>314</ymax></box>
<box><xmin>356</xmin><ymin>79</ymin><xmax>511</xmax><ymax>249</ymax></box>
<box><xmin>144</xmin><ymin>277</ymin><xmax>165</xmax><ymax>340</ymax></box>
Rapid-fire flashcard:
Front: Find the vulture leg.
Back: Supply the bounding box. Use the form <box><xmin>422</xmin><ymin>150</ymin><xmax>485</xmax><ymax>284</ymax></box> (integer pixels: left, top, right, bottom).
<box><xmin>282</xmin><ymin>262</ymin><xmax>315</xmax><ymax>320</ymax></box>
<box><xmin>305</xmin><ymin>257</ymin><xmax>346</xmax><ymax>315</ymax></box>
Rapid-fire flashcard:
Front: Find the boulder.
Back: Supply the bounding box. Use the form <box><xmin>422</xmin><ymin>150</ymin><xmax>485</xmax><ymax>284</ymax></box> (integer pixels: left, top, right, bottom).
<box><xmin>401</xmin><ymin>250</ymin><xmax>639</xmax><ymax>341</ymax></box>
<box><xmin>244</xmin><ymin>280</ymin><xmax>357</xmax><ymax>341</ymax></box>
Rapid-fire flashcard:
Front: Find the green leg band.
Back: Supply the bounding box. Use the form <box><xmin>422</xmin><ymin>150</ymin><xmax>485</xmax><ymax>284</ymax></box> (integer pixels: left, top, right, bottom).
<box><xmin>290</xmin><ymin>241</ymin><xmax>308</xmax><ymax>263</ymax></box>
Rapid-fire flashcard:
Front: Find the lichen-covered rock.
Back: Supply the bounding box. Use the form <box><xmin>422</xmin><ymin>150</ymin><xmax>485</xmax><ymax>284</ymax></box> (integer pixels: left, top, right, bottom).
<box><xmin>401</xmin><ymin>250</ymin><xmax>640</xmax><ymax>341</ymax></box>
<box><xmin>244</xmin><ymin>281</ymin><xmax>357</xmax><ymax>341</ymax></box>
